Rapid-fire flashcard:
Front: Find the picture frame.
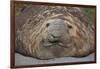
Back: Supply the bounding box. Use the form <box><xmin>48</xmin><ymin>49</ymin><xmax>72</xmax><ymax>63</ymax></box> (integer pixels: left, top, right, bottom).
<box><xmin>10</xmin><ymin>0</ymin><xmax>96</xmax><ymax>68</ymax></box>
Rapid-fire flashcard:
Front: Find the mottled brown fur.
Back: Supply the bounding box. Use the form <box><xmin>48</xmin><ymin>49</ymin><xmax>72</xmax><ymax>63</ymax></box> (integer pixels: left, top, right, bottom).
<box><xmin>15</xmin><ymin>4</ymin><xmax>95</xmax><ymax>59</ymax></box>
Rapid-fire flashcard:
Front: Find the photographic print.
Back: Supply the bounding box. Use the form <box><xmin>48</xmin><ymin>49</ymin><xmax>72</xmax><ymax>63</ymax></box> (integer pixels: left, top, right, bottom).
<box><xmin>10</xmin><ymin>1</ymin><xmax>96</xmax><ymax>68</ymax></box>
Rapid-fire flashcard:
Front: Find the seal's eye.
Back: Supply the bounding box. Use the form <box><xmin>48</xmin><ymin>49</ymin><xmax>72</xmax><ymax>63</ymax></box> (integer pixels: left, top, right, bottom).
<box><xmin>46</xmin><ymin>23</ymin><xmax>50</xmax><ymax>27</ymax></box>
<box><xmin>68</xmin><ymin>24</ymin><xmax>72</xmax><ymax>29</ymax></box>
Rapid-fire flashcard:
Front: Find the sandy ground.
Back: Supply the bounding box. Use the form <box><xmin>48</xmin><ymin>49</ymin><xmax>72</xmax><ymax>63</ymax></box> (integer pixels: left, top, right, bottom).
<box><xmin>15</xmin><ymin>53</ymin><xmax>95</xmax><ymax>66</ymax></box>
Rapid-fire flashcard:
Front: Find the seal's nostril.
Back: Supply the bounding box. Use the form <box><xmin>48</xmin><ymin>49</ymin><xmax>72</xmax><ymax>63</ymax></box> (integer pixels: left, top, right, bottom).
<box><xmin>51</xmin><ymin>40</ymin><xmax>59</xmax><ymax>43</ymax></box>
<box><xmin>48</xmin><ymin>34</ymin><xmax>60</xmax><ymax>43</ymax></box>
<box><xmin>51</xmin><ymin>34</ymin><xmax>56</xmax><ymax>38</ymax></box>
<box><xmin>51</xmin><ymin>34</ymin><xmax>61</xmax><ymax>38</ymax></box>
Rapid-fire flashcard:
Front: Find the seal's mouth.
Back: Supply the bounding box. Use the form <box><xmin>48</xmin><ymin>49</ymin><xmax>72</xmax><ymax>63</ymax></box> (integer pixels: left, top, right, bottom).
<box><xmin>43</xmin><ymin>39</ymin><xmax>69</xmax><ymax>48</ymax></box>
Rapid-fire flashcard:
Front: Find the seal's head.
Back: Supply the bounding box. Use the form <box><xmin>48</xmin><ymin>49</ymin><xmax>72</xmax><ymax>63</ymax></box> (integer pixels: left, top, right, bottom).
<box><xmin>43</xmin><ymin>18</ymin><xmax>73</xmax><ymax>47</ymax></box>
<box><xmin>34</xmin><ymin>14</ymin><xmax>94</xmax><ymax>59</ymax></box>
<box><xmin>16</xmin><ymin>6</ymin><xmax>94</xmax><ymax>59</ymax></box>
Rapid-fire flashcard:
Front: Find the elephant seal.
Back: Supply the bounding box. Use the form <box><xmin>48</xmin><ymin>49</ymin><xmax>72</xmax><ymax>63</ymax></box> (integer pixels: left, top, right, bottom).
<box><xmin>15</xmin><ymin>4</ymin><xmax>95</xmax><ymax>59</ymax></box>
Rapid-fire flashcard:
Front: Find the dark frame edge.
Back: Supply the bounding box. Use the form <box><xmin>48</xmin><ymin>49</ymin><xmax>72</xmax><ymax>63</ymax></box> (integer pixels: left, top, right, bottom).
<box><xmin>10</xmin><ymin>0</ymin><xmax>96</xmax><ymax>68</ymax></box>
<box><xmin>10</xmin><ymin>0</ymin><xmax>15</xmax><ymax>68</ymax></box>
<box><xmin>94</xmin><ymin>6</ymin><xmax>97</xmax><ymax>63</ymax></box>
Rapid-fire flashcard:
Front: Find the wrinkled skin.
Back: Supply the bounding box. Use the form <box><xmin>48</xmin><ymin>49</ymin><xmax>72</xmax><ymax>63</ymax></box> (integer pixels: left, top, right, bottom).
<box><xmin>36</xmin><ymin>19</ymin><xmax>75</xmax><ymax>59</ymax></box>
<box><xmin>33</xmin><ymin>18</ymin><xmax>94</xmax><ymax>59</ymax></box>
<box><xmin>44</xmin><ymin>19</ymin><xmax>69</xmax><ymax>47</ymax></box>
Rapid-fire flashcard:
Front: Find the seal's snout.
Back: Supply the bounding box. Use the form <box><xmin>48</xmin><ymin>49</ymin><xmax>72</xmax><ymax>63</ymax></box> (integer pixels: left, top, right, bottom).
<box><xmin>46</xmin><ymin>19</ymin><xmax>68</xmax><ymax>44</ymax></box>
<box><xmin>48</xmin><ymin>33</ymin><xmax>61</xmax><ymax>43</ymax></box>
